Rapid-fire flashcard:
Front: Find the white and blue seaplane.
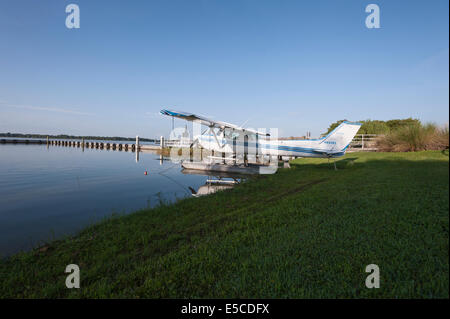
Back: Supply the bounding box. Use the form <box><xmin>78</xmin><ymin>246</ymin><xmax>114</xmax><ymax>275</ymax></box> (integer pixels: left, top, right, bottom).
<box><xmin>160</xmin><ymin>109</ymin><xmax>361</xmax><ymax>174</ymax></box>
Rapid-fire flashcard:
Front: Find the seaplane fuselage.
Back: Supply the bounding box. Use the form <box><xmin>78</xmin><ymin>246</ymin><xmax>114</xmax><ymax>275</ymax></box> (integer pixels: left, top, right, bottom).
<box><xmin>160</xmin><ymin>109</ymin><xmax>361</xmax><ymax>159</ymax></box>
<box><xmin>196</xmin><ymin>121</ymin><xmax>361</xmax><ymax>158</ymax></box>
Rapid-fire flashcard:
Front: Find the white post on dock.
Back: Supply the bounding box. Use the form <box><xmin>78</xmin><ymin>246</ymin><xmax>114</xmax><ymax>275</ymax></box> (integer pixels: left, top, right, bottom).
<box><xmin>255</xmin><ymin>134</ymin><xmax>259</xmax><ymax>163</ymax></box>
<box><xmin>135</xmin><ymin>136</ymin><xmax>140</xmax><ymax>162</ymax></box>
<box><xmin>160</xmin><ymin>136</ymin><xmax>165</xmax><ymax>149</ymax></box>
<box><xmin>46</xmin><ymin>136</ymin><xmax>49</xmax><ymax>149</ymax></box>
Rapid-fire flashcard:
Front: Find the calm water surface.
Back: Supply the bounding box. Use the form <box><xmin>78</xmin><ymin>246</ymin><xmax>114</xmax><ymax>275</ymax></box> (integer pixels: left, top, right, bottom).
<box><xmin>0</xmin><ymin>144</ymin><xmax>209</xmax><ymax>256</ymax></box>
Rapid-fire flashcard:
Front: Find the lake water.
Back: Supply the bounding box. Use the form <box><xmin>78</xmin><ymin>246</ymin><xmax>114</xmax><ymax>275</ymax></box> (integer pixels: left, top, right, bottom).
<box><xmin>0</xmin><ymin>143</ymin><xmax>216</xmax><ymax>256</ymax></box>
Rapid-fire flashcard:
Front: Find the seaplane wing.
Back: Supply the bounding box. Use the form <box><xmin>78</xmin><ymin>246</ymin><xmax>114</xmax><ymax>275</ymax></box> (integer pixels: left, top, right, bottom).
<box><xmin>160</xmin><ymin>109</ymin><xmax>269</xmax><ymax>136</ymax></box>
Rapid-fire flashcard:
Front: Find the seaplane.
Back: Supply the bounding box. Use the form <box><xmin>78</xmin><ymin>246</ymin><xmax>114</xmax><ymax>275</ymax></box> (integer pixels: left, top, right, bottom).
<box><xmin>160</xmin><ymin>109</ymin><xmax>361</xmax><ymax>173</ymax></box>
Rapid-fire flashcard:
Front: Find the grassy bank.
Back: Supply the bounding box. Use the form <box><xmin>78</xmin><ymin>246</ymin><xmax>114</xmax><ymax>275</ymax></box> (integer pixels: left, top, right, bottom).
<box><xmin>0</xmin><ymin>151</ymin><xmax>448</xmax><ymax>298</ymax></box>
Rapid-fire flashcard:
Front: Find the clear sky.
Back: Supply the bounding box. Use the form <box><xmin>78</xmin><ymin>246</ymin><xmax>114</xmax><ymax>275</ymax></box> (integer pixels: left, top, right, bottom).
<box><xmin>0</xmin><ymin>0</ymin><xmax>448</xmax><ymax>138</ymax></box>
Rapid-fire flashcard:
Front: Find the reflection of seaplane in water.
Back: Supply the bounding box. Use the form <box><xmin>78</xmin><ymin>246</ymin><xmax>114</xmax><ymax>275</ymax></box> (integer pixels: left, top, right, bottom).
<box><xmin>188</xmin><ymin>179</ymin><xmax>235</xmax><ymax>197</ymax></box>
<box><xmin>160</xmin><ymin>109</ymin><xmax>361</xmax><ymax>172</ymax></box>
<box><xmin>182</xmin><ymin>169</ymin><xmax>244</xmax><ymax>197</ymax></box>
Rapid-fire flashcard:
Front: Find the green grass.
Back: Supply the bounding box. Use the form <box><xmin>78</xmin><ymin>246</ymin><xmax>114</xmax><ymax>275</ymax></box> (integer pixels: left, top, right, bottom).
<box><xmin>0</xmin><ymin>151</ymin><xmax>448</xmax><ymax>298</ymax></box>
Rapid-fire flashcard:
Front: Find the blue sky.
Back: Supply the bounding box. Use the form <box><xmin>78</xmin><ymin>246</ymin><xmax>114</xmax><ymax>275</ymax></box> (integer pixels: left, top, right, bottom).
<box><xmin>0</xmin><ymin>0</ymin><xmax>448</xmax><ymax>138</ymax></box>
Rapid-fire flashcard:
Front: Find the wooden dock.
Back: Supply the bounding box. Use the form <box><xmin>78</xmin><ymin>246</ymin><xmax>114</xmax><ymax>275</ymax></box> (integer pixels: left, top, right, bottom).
<box><xmin>1</xmin><ymin>138</ymin><xmax>277</xmax><ymax>174</ymax></box>
<box><xmin>0</xmin><ymin>138</ymin><xmax>161</xmax><ymax>152</ymax></box>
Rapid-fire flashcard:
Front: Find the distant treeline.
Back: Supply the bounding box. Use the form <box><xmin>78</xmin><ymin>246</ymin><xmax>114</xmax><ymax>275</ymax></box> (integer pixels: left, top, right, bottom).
<box><xmin>0</xmin><ymin>132</ymin><xmax>156</xmax><ymax>142</ymax></box>
<box><xmin>324</xmin><ymin>118</ymin><xmax>421</xmax><ymax>135</ymax></box>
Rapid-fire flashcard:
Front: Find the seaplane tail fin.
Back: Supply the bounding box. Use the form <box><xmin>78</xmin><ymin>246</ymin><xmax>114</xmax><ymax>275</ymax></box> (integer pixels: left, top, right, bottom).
<box><xmin>321</xmin><ymin>121</ymin><xmax>362</xmax><ymax>152</ymax></box>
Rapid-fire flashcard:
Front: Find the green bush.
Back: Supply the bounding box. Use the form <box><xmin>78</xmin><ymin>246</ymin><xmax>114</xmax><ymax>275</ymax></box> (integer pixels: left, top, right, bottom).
<box><xmin>324</xmin><ymin>118</ymin><xmax>421</xmax><ymax>135</ymax></box>
<box><xmin>358</xmin><ymin>120</ymin><xmax>390</xmax><ymax>135</ymax></box>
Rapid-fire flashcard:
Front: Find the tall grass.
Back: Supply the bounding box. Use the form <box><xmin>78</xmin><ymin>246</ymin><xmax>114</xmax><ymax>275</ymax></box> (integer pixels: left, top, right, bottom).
<box><xmin>434</xmin><ymin>125</ymin><xmax>450</xmax><ymax>150</ymax></box>
<box><xmin>376</xmin><ymin>123</ymin><xmax>449</xmax><ymax>152</ymax></box>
